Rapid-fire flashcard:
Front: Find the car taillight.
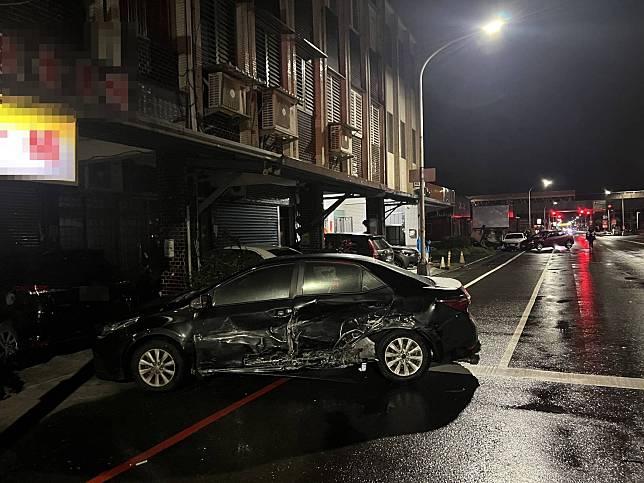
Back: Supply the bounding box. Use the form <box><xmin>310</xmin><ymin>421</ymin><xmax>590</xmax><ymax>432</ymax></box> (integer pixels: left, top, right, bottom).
<box><xmin>368</xmin><ymin>240</ymin><xmax>380</xmax><ymax>259</ymax></box>
<box><xmin>438</xmin><ymin>288</ymin><xmax>471</xmax><ymax>312</ymax></box>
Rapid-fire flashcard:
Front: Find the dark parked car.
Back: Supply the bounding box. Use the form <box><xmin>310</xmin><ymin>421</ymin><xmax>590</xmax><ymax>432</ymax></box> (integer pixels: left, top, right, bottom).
<box><xmin>391</xmin><ymin>246</ymin><xmax>419</xmax><ymax>269</ymax></box>
<box><xmin>93</xmin><ymin>254</ymin><xmax>480</xmax><ymax>391</ymax></box>
<box><xmin>324</xmin><ymin>233</ymin><xmax>395</xmax><ymax>264</ymax></box>
<box><xmin>526</xmin><ymin>231</ymin><xmax>574</xmax><ymax>251</ymax></box>
<box><xmin>0</xmin><ymin>250</ymin><xmax>134</xmax><ymax>361</ymax></box>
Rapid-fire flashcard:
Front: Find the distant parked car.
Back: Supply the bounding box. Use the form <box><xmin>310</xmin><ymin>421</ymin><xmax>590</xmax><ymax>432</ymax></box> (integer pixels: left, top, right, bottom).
<box><xmin>324</xmin><ymin>233</ymin><xmax>395</xmax><ymax>264</ymax></box>
<box><xmin>390</xmin><ymin>246</ymin><xmax>419</xmax><ymax>268</ymax></box>
<box><xmin>0</xmin><ymin>250</ymin><xmax>135</xmax><ymax>361</ymax></box>
<box><xmin>222</xmin><ymin>245</ymin><xmax>301</xmax><ymax>265</ymax></box>
<box><xmin>526</xmin><ymin>231</ymin><xmax>574</xmax><ymax>251</ymax></box>
<box><xmin>93</xmin><ymin>254</ymin><xmax>480</xmax><ymax>391</ymax></box>
<box><xmin>501</xmin><ymin>232</ymin><xmax>528</xmax><ymax>251</ymax></box>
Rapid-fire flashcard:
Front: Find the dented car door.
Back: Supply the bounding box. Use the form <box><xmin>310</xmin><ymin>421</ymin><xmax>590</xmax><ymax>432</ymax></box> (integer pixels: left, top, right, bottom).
<box><xmin>290</xmin><ymin>261</ymin><xmax>394</xmax><ymax>354</ymax></box>
<box><xmin>193</xmin><ymin>262</ymin><xmax>297</xmax><ymax>372</ymax></box>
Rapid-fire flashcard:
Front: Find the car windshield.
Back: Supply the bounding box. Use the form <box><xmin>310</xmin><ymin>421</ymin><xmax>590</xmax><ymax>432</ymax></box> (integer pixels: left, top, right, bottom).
<box><xmin>505</xmin><ymin>234</ymin><xmax>523</xmax><ymax>239</ymax></box>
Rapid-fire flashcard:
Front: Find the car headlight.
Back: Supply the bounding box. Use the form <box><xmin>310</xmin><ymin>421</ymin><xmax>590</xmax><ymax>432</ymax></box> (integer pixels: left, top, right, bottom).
<box><xmin>100</xmin><ymin>317</ymin><xmax>140</xmax><ymax>336</ymax></box>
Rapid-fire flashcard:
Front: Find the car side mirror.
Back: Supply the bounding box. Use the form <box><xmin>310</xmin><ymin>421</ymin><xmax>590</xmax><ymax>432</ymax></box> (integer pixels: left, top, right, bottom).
<box><xmin>190</xmin><ymin>294</ymin><xmax>212</xmax><ymax>310</ymax></box>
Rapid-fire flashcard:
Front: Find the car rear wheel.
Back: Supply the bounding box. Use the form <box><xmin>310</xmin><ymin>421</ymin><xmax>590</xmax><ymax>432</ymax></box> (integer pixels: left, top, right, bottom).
<box><xmin>0</xmin><ymin>322</ymin><xmax>19</xmax><ymax>363</ymax></box>
<box><xmin>565</xmin><ymin>240</ymin><xmax>573</xmax><ymax>249</ymax></box>
<box><xmin>376</xmin><ymin>330</ymin><xmax>431</xmax><ymax>383</ymax></box>
<box><xmin>131</xmin><ymin>340</ymin><xmax>186</xmax><ymax>392</ymax></box>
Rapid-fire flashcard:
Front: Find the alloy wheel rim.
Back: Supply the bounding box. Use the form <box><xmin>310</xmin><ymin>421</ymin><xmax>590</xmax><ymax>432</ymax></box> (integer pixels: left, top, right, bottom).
<box><xmin>0</xmin><ymin>330</ymin><xmax>18</xmax><ymax>361</ymax></box>
<box><xmin>384</xmin><ymin>337</ymin><xmax>423</xmax><ymax>377</ymax></box>
<box><xmin>138</xmin><ymin>348</ymin><xmax>176</xmax><ymax>387</ymax></box>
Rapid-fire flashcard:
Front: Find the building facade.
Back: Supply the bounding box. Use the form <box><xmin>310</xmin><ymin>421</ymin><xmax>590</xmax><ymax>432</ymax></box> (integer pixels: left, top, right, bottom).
<box><xmin>1</xmin><ymin>0</ymin><xmax>421</xmax><ymax>294</ymax></box>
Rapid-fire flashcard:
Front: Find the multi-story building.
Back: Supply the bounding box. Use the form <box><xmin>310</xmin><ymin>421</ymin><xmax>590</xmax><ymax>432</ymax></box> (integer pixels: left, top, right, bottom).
<box><xmin>1</xmin><ymin>0</ymin><xmax>422</xmax><ymax>294</ymax></box>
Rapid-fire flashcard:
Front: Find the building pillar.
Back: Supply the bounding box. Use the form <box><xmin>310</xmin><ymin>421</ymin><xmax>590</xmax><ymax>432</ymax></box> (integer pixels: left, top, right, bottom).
<box><xmin>158</xmin><ymin>153</ymin><xmax>190</xmax><ymax>296</ymax></box>
<box><xmin>296</xmin><ymin>184</ymin><xmax>324</xmax><ymax>252</ymax></box>
<box><xmin>366</xmin><ymin>196</ymin><xmax>385</xmax><ymax>235</ymax></box>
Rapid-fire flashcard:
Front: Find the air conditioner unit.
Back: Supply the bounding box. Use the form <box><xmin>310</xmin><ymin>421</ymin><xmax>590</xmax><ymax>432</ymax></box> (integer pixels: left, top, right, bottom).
<box><xmin>261</xmin><ymin>88</ymin><xmax>297</xmax><ymax>140</ymax></box>
<box><xmin>207</xmin><ymin>72</ymin><xmax>246</xmax><ymax>116</ymax></box>
<box><xmin>329</xmin><ymin>123</ymin><xmax>352</xmax><ymax>157</ymax></box>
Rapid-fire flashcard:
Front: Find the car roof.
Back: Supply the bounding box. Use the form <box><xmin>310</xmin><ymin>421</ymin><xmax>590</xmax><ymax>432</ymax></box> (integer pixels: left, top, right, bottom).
<box><xmin>222</xmin><ymin>245</ymin><xmax>276</xmax><ymax>258</ymax></box>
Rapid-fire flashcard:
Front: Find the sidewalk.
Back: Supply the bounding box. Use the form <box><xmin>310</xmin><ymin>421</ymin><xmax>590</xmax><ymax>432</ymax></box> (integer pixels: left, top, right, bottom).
<box><xmin>0</xmin><ymin>350</ymin><xmax>93</xmax><ymax>434</ymax></box>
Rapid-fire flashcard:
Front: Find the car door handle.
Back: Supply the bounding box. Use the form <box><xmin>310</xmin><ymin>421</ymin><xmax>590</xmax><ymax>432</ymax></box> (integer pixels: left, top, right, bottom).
<box><xmin>271</xmin><ymin>308</ymin><xmax>293</xmax><ymax>317</ymax></box>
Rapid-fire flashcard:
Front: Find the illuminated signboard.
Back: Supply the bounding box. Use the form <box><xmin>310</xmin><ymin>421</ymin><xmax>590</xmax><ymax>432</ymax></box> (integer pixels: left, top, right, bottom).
<box><xmin>0</xmin><ymin>97</ymin><xmax>76</xmax><ymax>183</ymax></box>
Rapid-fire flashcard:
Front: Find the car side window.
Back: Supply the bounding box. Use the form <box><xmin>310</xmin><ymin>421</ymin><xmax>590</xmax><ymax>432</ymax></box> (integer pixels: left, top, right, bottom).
<box><xmin>362</xmin><ymin>270</ymin><xmax>386</xmax><ymax>292</ymax></box>
<box><xmin>302</xmin><ymin>262</ymin><xmax>362</xmax><ymax>295</ymax></box>
<box><xmin>214</xmin><ymin>264</ymin><xmax>293</xmax><ymax>306</ymax></box>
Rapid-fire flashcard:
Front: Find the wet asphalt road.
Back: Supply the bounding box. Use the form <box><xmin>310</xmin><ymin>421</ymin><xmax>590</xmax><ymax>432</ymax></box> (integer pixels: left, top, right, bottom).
<box><xmin>1</xmin><ymin>235</ymin><xmax>643</xmax><ymax>482</ymax></box>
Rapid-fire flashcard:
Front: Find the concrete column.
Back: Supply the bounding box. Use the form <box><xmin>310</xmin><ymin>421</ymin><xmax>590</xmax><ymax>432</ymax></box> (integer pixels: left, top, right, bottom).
<box><xmin>296</xmin><ymin>184</ymin><xmax>324</xmax><ymax>252</ymax></box>
<box><xmin>157</xmin><ymin>153</ymin><xmax>190</xmax><ymax>296</ymax></box>
<box><xmin>366</xmin><ymin>196</ymin><xmax>385</xmax><ymax>235</ymax></box>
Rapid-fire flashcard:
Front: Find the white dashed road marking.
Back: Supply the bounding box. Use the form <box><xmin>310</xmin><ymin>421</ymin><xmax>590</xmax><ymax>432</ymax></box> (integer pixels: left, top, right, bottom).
<box><xmin>498</xmin><ymin>251</ymin><xmax>554</xmax><ymax>367</ymax></box>
<box><xmin>463</xmin><ymin>251</ymin><xmax>525</xmax><ymax>289</ymax></box>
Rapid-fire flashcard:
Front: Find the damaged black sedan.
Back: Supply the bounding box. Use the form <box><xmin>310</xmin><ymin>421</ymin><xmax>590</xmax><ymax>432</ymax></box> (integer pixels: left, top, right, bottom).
<box><xmin>93</xmin><ymin>254</ymin><xmax>480</xmax><ymax>391</ymax></box>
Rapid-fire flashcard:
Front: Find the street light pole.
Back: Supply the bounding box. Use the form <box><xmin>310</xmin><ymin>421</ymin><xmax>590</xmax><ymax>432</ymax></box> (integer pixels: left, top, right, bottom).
<box><xmin>621</xmin><ymin>197</ymin><xmax>625</xmax><ymax>233</ymax></box>
<box><xmin>528</xmin><ymin>187</ymin><xmax>533</xmax><ymax>233</ymax></box>
<box><xmin>417</xmin><ymin>32</ymin><xmax>478</xmax><ymax>275</ymax></box>
<box><xmin>417</xmin><ymin>20</ymin><xmax>506</xmax><ymax>275</ymax></box>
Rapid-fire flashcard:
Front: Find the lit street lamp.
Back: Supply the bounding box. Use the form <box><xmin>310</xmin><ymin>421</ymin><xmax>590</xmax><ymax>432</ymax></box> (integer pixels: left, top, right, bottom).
<box><xmin>528</xmin><ymin>178</ymin><xmax>553</xmax><ymax>233</ymax></box>
<box><xmin>417</xmin><ymin>16</ymin><xmax>508</xmax><ymax>275</ymax></box>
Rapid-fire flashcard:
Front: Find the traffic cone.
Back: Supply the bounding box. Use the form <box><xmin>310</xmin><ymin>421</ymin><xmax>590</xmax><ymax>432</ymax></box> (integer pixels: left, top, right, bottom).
<box><xmin>459</xmin><ymin>250</ymin><xmax>465</xmax><ymax>264</ymax></box>
<box><xmin>447</xmin><ymin>250</ymin><xmax>452</xmax><ymax>270</ymax></box>
<box><xmin>440</xmin><ymin>256</ymin><xmax>446</xmax><ymax>269</ymax></box>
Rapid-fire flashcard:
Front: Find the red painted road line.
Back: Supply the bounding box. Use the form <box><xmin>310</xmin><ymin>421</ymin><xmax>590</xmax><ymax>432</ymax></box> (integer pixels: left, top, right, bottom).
<box><xmin>88</xmin><ymin>378</ymin><xmax>289</xmax><ymax>483</ymax></box>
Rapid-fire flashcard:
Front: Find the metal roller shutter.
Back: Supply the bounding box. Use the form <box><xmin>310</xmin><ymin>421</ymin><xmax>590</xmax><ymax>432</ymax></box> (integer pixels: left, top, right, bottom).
<box><xmin>212</xmin><ymin>202</ymin><xmax>279</xmax><ymax>247</ymax></box>
<box><xmin>0</xmin><ymin>182</ymin><xmax>41</xmax><ymax>254</ymax></box>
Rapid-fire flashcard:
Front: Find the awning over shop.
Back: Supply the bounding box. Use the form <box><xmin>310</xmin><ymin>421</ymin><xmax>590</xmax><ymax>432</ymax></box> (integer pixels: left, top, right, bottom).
<box><xmin>78</xmin><ymin>115</ymin><xmax>417</xmax><ymax>203</ymax></box>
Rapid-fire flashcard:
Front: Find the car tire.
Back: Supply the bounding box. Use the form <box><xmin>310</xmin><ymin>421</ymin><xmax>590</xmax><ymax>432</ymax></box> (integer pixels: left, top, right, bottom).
<box><xmin>565</xmin><ymin>241</ymin><xmax>573</xmax><ymax>250</ymax></box>
<box><xmin>376</xmin><ymin>330</ymin><xmax>431</xmax><ymax>383</ymax></box>
<box><xmin>536</xmin><ymin>242</ymin><xmax>544</xmax><ymax>251</ymax></box>
<box><xmin>130</xmin><ymin>339</ymin><xmax>186</xmax><ymax>392</ymax></box>
<box><xmin>0</xmin><ymin>321</ymin><xmax>20</xmax><ymax>363</ymax></box>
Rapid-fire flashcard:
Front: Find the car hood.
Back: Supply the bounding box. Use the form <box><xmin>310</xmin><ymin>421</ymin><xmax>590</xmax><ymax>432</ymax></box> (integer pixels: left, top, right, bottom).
<box><xmin>426</xmin><ymin>276</ymin><xmax>462</xmax><ymax>290</ymax></box>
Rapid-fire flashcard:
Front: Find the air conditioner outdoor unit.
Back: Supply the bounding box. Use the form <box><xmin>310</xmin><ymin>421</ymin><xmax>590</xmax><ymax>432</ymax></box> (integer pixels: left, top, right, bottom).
<box><xmin>261</xmin><ymin>88</ymin><xmax>297</xmax><ymax>140</ymax></box>
<box><xmin>329</xmin><ymin>123</ymin><xmax>352</xmax><ymax>157</ymax></box>
<box><xmin>207</xmin><ymin>72</ymin><xmax>246</xmax><ymax>116</ymax></box>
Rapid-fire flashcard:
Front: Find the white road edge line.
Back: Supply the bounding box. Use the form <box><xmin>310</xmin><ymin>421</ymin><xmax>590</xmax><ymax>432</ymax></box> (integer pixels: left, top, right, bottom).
<box><xmin>498</xmin><ymin>251</ymin><xmax>554</xmax><ymax>367</ymax></box>
<box><xmin>620</xmin><ymin>239</ymin><xmax>644</xmax><ymax>246</ymax></box>
<box><xmin>430</xmin><ymin>364</ymin><xmax>644</xmax><ymax>391</ymax></box>
<box><xmin>463</xmin><ymin>251</ymin><xmax>525</xmax><ymax>289</ymax></box>
<box><xmin>448</xmin><ymin>253</ymin><xmax>497</xmax><ymax>271</ymax></box>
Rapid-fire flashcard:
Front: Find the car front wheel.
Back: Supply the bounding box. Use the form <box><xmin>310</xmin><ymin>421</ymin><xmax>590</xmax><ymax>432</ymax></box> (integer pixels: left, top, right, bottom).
<box><xmin>536</xmin><ymin>242</ymin><xmax>544</xmax><ymax>251</ymax></box>
<box><xmin>376</xmin><ymin>330</ymin><xmax>431</xmax><ymax>383</ymax></box>
<box><xmin>131</xmin><ymin>340</ymin><xmax>186</xmax><ymax>391</ymax></box>
<box><xmin>0</xmin><ymin>322</ymin><xmax>19</xmax><ymax>363</ymax></box>
<box><xmin>565</xmin><ymin>241</ymin><xmax>573</xmax><ymax>249</ymax></box>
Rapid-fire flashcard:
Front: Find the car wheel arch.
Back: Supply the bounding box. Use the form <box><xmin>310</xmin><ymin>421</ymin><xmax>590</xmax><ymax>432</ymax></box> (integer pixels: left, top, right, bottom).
<box><xmin>123</xmin><ymin>332</ymin><xmax>192</xmax><ymax>378</ymax></box>
<box><xmin>370</xmin><ymin>327</ymin><xmax>439</xmax><ymax>363</ymax></box>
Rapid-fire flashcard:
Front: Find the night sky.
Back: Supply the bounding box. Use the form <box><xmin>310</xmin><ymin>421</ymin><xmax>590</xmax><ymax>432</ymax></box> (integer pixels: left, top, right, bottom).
<box><xmin>396</xmin><ymin>0</ymin><xmax>644</xmax><ymax>196</ymax></box>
